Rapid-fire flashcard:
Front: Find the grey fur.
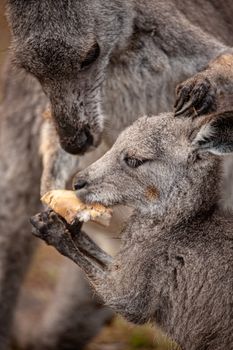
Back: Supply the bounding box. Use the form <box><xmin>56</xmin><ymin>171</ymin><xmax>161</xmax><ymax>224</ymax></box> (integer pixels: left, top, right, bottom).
<box><xmin>0</xmin><ymin>63</ymin><xmax>113</xmax><ymax>350</ymax></box>
<box><xmin>6</xmin><ymin>0</ymin><xmax>233</xmax><ymax>152</ymax></box>
<box><xmin>32</xmin><ymin>112</ymin><xmax>233</xmax><ymax>350</ymax></box>
<box><xmin>2</xmin><ymin>0</ymin><xmax>233</xmax><ymax>348</ymax></box>
<box><xmin>0</xmin><ymin>63</ymin><xmax>44</xmax><ymax>350</ymax></box>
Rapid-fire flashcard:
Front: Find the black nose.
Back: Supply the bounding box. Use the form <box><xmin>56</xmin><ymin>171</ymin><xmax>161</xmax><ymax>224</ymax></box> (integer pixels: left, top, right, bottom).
<box><xmin>74</xmin><ymin>179</ymin><xmax>88</xmax><ymax>190</ymax></box>
<box><xmin>59</xmin><ymin>127</ymin><xmax>94</xmax><ymax>155</ymax></box>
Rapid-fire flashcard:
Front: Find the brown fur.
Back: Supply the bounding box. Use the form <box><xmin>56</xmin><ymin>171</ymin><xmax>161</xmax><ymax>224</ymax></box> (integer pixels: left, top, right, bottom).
<box><xmin>145</xmin><ymin>186</ymin><xmax>159</xmax><ymax>201</ymax></box>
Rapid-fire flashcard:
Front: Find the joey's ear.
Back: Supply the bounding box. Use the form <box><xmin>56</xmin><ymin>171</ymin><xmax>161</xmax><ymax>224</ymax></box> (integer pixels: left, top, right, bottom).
<box><xmin>191</xmin><ymin>111</ymin><xmax>233</xmax><ymax>155</ymax></box>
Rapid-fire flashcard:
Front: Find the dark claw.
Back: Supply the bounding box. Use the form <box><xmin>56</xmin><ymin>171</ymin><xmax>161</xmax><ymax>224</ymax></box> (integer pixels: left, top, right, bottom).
<box><xmin>31</xmin><ymin>225</ymin><xmax>41</xmax><ymax>238</ymax></box>
<box><xmin>174</xmin><ymin>76</ymin><xmax>217</xmax><ymax>118</ymax></box>
<box><xmin>175</xmin><ymin>100</ymin><xmax>194</xmax><ymax>116</ymax></box>
<box><xmin>174</xmin><ymin>85</ymin><xmax>193</xmax><ymax>112</ymax></box>
<box><xmin>196</xmin><ymin>95</ymin><xmax>217</xmax><ymax>115</ymax></box>
<box><xmin>31</xmin><ymin>210</ymin><xmax>62</xmax><ymax>238</ymax></box>
<box><xmin>30</xmin><ymin>212</ymin><xmax>48</xmax><ymax>234</ymax></box>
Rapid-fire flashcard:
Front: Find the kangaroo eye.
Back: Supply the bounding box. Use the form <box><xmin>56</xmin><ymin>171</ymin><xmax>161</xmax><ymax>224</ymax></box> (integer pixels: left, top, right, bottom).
<box><xmin>80</xmin><ymin>43</ymin><xmax>100</xmax><ymax>69</ymax></box>
<box><xmin>124</xmin><ymin>156</ymin><xmax>148</xmax><ymax>168</ymax></box>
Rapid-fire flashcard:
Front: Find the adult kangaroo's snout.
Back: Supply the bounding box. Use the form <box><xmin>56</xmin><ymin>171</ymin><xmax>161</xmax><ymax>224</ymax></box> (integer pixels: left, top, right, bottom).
<box><xmin>58</xmin><ymin>125</ymin><xmax>94</xmax><ymax>155</ymax></box>
<box><xmin>50</xmin><ymin>88</ymin><xmax>102</xmax><ymax>155</ymax></box>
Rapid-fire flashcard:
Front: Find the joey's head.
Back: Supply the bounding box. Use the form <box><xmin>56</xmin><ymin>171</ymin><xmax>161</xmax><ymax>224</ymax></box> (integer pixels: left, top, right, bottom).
<box><xmin>74</xmin><ymin>112</ymin><xmax>233</xmax><ymax>217</ymax></box>
<box><xmin>7</xmin><ymin>0</ymin><xmax>134</xmax><ymax>154</ymax></box>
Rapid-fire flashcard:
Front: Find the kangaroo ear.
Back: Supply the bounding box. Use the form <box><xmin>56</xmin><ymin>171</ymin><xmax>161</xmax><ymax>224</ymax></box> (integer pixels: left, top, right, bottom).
<box><xmin>192</xmin><ymin>112</ymin><xmax>233</xmax><ymax>155</ymax></box>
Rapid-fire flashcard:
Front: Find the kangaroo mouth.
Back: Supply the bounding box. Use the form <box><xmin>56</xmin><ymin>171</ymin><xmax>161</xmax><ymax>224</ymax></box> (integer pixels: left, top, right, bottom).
<box><xmin>75</xmin><ymin>188</ymin><xmax>120</xmax><ymax>208</ymax></box>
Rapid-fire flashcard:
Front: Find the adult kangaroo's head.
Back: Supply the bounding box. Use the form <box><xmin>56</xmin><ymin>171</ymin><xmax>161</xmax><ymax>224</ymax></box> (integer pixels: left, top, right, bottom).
<box><xmin>7</xmin><ymin>0</ymin><xmax>134</xmax><ymax>154</ymax></box>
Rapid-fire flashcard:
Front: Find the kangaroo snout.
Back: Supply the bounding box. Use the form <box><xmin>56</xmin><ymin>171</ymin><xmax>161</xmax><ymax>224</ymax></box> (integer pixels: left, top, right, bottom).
<box><xmin>72</xmin><ymin>152</ymin><xmax>118</xmax><ymax>206</ymax></box>
<box><xmin>73</xmin><ymin>171</ymin><xmax>91</xmax><ymax>202</ymax></box>
<box><xmin>58</xmin><ymin>126</ymin><xmax>94</xmax><ymax>155</ymax></box>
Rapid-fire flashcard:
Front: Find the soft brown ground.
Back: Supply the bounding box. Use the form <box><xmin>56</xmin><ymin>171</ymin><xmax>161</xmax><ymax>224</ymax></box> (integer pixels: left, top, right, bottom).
<box><xmin>0</xmin><ymin>4</ymin><xmax>175</xmax><ymax>350</ymax></box>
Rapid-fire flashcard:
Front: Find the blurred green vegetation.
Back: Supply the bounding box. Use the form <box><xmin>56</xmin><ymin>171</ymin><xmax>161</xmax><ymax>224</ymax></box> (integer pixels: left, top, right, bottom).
<box><xmin>86</xmin><ymin>316</ymin><xmax>177</xmax><ymax>350</ymax></box>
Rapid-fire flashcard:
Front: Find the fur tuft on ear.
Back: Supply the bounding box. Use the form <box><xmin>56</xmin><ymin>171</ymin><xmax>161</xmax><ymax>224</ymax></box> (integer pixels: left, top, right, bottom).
<box><xmin>192</xmin><ymin>111</ymin><xmax>233</xmax><ymax>155</ymax></box>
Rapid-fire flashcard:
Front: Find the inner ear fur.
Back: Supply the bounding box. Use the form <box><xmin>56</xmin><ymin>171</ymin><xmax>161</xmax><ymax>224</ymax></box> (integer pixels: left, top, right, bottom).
<box><xmin>190</xmin><ymin>111</ymin><xmax>233</xmax><ymax>155</ymax></box>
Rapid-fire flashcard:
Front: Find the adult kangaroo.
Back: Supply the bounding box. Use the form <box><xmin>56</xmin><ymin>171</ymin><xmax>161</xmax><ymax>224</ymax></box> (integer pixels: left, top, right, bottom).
<box><xmin>1</xmin><ymin>0</ymin><xmax>233</xmax><ymax>349</ymax></box>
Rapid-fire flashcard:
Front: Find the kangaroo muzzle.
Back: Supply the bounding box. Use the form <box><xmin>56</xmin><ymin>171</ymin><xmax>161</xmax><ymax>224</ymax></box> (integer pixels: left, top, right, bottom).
<box><xmin>58</xmin><ymin>126</ymin><xmax>94</xmax><ymax>155</ymax></box>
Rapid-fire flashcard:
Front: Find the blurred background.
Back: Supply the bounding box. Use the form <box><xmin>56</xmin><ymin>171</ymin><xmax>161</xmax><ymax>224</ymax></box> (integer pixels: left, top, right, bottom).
<box><xmin>0</xmin><ymin>2</ymin><xmax>174</xmax><ymax>349</ymax></box>
<box><xmin>0</xmin><ymin>1</ymin><xmax>8</xmax><ymax>66</ymax></box>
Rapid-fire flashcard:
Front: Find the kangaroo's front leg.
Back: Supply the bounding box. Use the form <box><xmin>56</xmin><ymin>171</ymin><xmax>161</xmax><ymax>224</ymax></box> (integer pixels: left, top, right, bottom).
<box><xmin>30</xmin><ymin>211</ymin><xmax>112</xmax><ymax>282</ymax></box>
<box><xmin>69</xmin><ymin>226</ymin><xmax>113</xmax><ymax>267</ymax></box>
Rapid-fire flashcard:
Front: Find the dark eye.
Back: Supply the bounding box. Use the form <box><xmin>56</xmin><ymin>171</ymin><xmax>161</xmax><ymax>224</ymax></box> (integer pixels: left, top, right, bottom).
<box><xmin>124</xmin><ymin>156</ymin><xmax>148</xmax><ymax>168</ymax></box>
<box><xmin>80</xmin><ymin>43</ymin><xmax>100</xmax><ymax>69</ymax></box>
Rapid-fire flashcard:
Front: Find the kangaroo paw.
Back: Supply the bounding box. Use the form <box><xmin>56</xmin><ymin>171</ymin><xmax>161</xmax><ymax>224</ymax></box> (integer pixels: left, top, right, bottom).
<box><xmin>30</xmin><ymin>210</ymin><xmax>71</xmax><ymax>247</ymax></box>
<box><xmin>174</xmin><ymin>75</ymin><xmax>217</xmax><ymax>118</ymax></box>
<box><xmin>31</xmin><ymin>210</ymin><xmax>107</xmax><ymax>280</ymax></box>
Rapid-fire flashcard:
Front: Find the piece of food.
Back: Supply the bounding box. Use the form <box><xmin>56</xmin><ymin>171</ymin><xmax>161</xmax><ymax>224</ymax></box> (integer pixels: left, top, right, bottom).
<box><xmin>41</xmin><ymin>190</ymin><xmax>112</xmax><ymax>227</ymax></box>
